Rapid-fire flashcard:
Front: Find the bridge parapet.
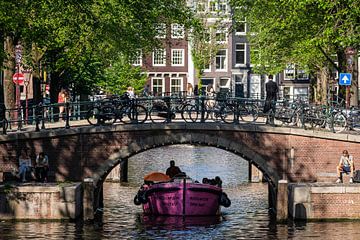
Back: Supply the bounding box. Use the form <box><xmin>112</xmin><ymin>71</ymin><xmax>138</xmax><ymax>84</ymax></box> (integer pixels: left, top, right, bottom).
<box><xmin>1</xmin><ymin>123</ymin><xmax>360</xmax><ymax>187</ymax></box>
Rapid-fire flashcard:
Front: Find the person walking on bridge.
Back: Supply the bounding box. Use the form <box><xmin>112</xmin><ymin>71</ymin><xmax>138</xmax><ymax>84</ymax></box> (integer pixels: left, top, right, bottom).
<box><xmin>263</xmin><ymin>75</ymin><xmax>278</xmax><ymax>124</ymax></box>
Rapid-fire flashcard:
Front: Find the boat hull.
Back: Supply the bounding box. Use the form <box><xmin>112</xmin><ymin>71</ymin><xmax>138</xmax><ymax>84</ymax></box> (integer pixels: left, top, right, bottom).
<box><xmin>141</xmin><ymin>180</ymin><xmax>223</xmax><ymax>216</ymax></box>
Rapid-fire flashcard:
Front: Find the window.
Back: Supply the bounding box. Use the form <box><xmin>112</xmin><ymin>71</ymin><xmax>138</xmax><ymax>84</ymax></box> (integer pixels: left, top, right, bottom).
<box><xmin>209</xmin><ymin>1</ymin><xmax>217</xmax><ymax>12</ymax></box>
<box><xmin>284</xmin><ymin>64</ymin><xmax>309</xmax><ymax>80</ymax></box>
<box><xmin>216</xmin><ymin>30</ymin><xmax>227</xmax><ymax>44</ymax></box>
<box><xmin>171</xmin><ymin>49</ymin><xmax>184</xmax><ymax>66</ymax></box>
<box><xmin>170</xmin><ymin>78</ymin><xmax>182</xmax><ymax>93</ymax></box>
<box><xmin>215</xmin><ymin>49</ymin><xmax>227</xmax><ymax>70</ymax></box>
<box><xmin>235</xmin><ymin>43</ymin><xmax>246</xmax><ymax>65</ymax></box>
<box><xmin>152</xmin><ymin>78</ymin><xmax>164</xmax><ymax>96</ymax></box>
<box><xmin>218</xmin><ymin>0</ymin><xmax>227</xmax><ymax>14</ymax></box>
<box><xmin>153</xmin><ymin>49</ymin><xmax>166</xmax><ymax>66</ymax></box>
<box><xmin>235</xmin><ymin>19</ymin><xmax>246</xmax><ymax>34</ymax></box>
<box><xmin>171</xmin><ymin>24</ymin><xmax>184</xmax><ymax>39</ymax></box>
<box><xmin>131</xmin><ymin>50</ymin><xmax>142</xmax><ymax>66</ymax></box>
<box><xmin>294</xmin><ymin>87</ymin><xmax>308</xmax><ymax>99</ymax></box>
<box><xmin>283</xmin><ymin>87</ymin><xmax>291</xmax><ymax>100</ymax></box>
<box><xmin>284</xmin><ymin>64</ymin><xmax>296</xmax><ymax>80</ymax></box>
<box><xmin>219</xmin><ymin>78</ymin><xmax>230</xmax><ymax>92</ymax></box>
<box><xmin>155</xmin><ymin>23</ymin><xmax>166</xmax><ymax>38</ymax></box>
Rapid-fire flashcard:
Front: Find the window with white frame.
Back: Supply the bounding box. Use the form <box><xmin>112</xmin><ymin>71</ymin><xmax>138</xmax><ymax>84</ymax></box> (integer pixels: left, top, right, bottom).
<box><xmin>155</xmin><ymin>23</ymin><xmax>166</xmax><ymax>38</ymax></box>
<box><xmin>235</xmin><ymin>43</ymin><xmax>246</xmax><ymax>65</ymax></box>
<box><xmin>284</xmin><ymin>64</ymin><xmax>296</xmax><ymax>80</ymax></box>
<box><xmin>284</xmin><ymin>64</ymin><xmax>308</xmax><ymax>80</ymax></box>
<box><xmin>216</xmin><ymin>29</ymin><xmax>227</xmax><ymax>44</ymax></box>
<box><xmin>171</xmin><ymin>24</ymin><xmax>184</xmax><ymax>39</ymax></box>
<box><xmin>218</xmin><ymin>0</ymin><xmax>227</xmax><ymax>14</ymax></box>
<box><xmin>171</xmin><ymin>49</ymin><xmax>184</xmax><ymax>66</ymax></box>
<box><xmin>152</xmin><ymin>78</ymin><xmax>164</xmax><ymax>96</ymax></box>
<box><xmin>209</xmin><ymin>1</ymin><xmax>217</xmax><ymax>12</ymax></box>
<box><xmin>215</xmin><ymin>49</ymin><xmax>227</xmax><ymax>70</ymax></box>
<box><xmin>170</xmin><ymin>78</ymin><xmax>182</xmax><ymax>93</ymax></box>
<box><xmin>235</xmin><ymin>19</ymin><xmax>246</xmax><ymax>34</ymax></box>
<box><xmin>153</xmin><ymin>49</ymin><xmax>166</xmax><ymax>66</ymax></box>
<box><xmin>131</xmin><ymin>50</ymin><xmax>142</xmax><ymax>66</ymax></box>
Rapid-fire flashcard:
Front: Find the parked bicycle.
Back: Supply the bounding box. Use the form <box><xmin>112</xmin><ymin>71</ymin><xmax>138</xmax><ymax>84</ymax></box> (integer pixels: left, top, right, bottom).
<box><xmin>148</xmin><ymin>96</ymin><xmax>195</xmax><ymax>123</ymax></box>
<box><xmin>86</xmin><ymin>98</ymin><xmax>116</xmax><ymax>125</ymax></box>
<box><xmin>113</xmin><ymin>93</ymin><xmax>148</xmax><ymax>124</ymax></box>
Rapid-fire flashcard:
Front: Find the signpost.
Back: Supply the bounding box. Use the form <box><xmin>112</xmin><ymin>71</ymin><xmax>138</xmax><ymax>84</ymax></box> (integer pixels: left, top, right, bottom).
<box><xmin>14</xmin><ymin>44</ymin><xmax>22</xmax><ymax>130</ymax></box>
<box><xmin>12</xmin><ymin>73</ymin><xmax>25</xmax><ymax>85</ymax></box>
<box><xmin>339</xmin><ymin>73</ymin><xmax>352</xmax><ymax>86</ymax></box>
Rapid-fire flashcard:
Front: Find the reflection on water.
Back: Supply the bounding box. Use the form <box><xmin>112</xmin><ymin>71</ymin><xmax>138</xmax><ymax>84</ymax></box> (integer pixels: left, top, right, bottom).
<box><xmin>2</xmin><ymin>145</ymin><xmax>360</xmax><ymax>239</ymax></box>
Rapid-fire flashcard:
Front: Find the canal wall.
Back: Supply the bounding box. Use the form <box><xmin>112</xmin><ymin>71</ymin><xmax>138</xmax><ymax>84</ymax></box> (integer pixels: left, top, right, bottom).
<box><xmin>288</xmin><ymin>183</ymin><xmax>360</xmax><ymax>220</ymax></box>
<box><xmin>0</xmin><ymin>183</ymin><xmax>82</xmax><ymax>220</ymax></box>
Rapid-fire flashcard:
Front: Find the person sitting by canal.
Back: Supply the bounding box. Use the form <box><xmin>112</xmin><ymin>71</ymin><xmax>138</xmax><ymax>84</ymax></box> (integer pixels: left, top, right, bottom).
<box><xmin>16</xmin><ymin>149</ymin><xmax>33</xmax><ymax>182</ymax></box>
<box><xmin>166</xmin><ymin>160</ymin><xmax>182</xmax><ymax>178</ymax></box>
<box><xmin>35</xmin><ymin>152</ymin><xmax>49</xmax><ymax>182</ymax></box>
<box><xmin>336</xmin><ymin>149</ymin><xmax>355</xmax><ymax>183</ymax></box>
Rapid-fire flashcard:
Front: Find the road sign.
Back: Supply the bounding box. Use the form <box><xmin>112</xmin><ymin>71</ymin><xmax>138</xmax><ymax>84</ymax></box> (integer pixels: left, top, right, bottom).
<box><xmin>12</xmin><ymin>73</ymin><xmax>25</xmax><ymax>85</ymax></box>
<box><xmin>339</xmin><ymin>73</ymin><xmax>352</xmax><ymax>86</ymax></box>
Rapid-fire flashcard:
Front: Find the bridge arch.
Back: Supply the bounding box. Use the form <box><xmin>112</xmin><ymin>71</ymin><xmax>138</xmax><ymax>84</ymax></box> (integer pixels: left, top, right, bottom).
<box><xmin>97</xmin><ymin>141</ymin><xmax>278</xmax><ymax>188</ymax></box>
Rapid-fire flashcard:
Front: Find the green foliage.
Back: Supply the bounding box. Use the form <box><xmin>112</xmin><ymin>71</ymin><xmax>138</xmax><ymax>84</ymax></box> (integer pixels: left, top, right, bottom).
<box><xmin>230</xmin><ymin>0</ymin><xmax>360</xmax><ymax>74</ymax></box>
<box><xmin>0</xmin><ymin>0</ymin><xmax>194</xmax><ymax>96</ymax></box>
<box><xmin>98</xmin><ymin>57</ymin><xmax>147</xmax><ymax>95</ymax></box>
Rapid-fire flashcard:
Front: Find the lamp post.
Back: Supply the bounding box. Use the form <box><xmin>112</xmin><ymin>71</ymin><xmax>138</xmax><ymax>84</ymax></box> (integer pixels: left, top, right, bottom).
<box><xmin>23</xmin><ymin>69</ymin><xmax>32</xmax><ymax>123</ymax></box>
<box><xmin>15</xmin><ymin>44</ymin><xmax>22</xmax><ymax>129</ymax></box>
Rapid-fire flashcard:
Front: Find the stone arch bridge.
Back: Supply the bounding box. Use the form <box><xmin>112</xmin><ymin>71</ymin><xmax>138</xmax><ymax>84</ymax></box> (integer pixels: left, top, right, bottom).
<box><xmin>1</xmin><ymin>123</ymin><xmax>360</xmax><ymax>217</ymax></box>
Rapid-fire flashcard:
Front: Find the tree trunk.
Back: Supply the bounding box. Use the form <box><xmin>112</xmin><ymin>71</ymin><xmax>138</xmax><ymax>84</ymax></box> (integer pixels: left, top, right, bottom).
<box><xmin>3</xmin><ymin>37</ymin><xmax>15</xmax><ymax>110</ymax></box>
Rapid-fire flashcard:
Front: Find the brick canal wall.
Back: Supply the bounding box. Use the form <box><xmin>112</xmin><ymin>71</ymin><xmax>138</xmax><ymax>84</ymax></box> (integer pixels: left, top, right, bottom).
<box><xmin>289</xmin><ymin>183</ymin><xmax>360</xmax><ymax>219</ymax></box>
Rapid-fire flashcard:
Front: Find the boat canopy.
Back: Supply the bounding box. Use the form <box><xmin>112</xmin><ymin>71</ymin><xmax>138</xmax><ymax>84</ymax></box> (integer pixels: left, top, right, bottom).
<box><xmin>144</xmin><ymin>172</ymin><xmax>171</xmax><ymax>182</ymax></box>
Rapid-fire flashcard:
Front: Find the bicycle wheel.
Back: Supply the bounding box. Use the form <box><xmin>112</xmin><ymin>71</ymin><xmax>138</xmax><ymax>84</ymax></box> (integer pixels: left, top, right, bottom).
<box><xmin>181</xmin><ymin>104</ymin><xmax>198</xmax><ymax>122</ymax></box>
<box><xmin>220</xmin><ymin>105</ymin><xmax>236</xmax><ymax>124</ymax></box>
<box><xmin>348</xmin><ymin>115</ymin><xmax>360</xmax><ymax>133</ymax></box>
<box><xmin>86</xmin><ymin>107</ymin><xmax>100</xmax><ymax>125</ymax></box>
<box><xmin>239</xmin><ymin>104</ymin><xmax>259</xmax><ymax>123</ymax></box>
<box><xmin>332</xmin><ymin>112</ymin><xmax>347</xmax><ymax>133</ymax></box>
<box><xmin>130</xmin><ymin>104</ymin><xmax>148</xmax><ymax>123</ymax></box>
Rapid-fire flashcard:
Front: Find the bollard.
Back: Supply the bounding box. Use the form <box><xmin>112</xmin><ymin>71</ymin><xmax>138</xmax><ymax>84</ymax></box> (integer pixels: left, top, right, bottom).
<box><xmin>276</xmin><ymin>179</ymin><xmax>288</xmax><ymax>223</ymax></box>
<box><xmin>35</xmin><ymin>104</ymin><xmax>42</xmax><ymax>132</ymax></box>
<box><xmin>83</xmin><ymin>178</ymin><xmax>95</xmax><ymax>221</ymax></box>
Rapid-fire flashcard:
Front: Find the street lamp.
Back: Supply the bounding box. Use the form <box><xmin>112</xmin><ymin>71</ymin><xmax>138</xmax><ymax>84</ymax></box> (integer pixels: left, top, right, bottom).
<box><xmin>23</xmin><ymin>69</ymin><xmax>32</xmax><ymax>123</ymax></box>
<box><xmin>15</xmin><ymin>43</ymin><xmax>23</xmax><ymax>130</ymax></box>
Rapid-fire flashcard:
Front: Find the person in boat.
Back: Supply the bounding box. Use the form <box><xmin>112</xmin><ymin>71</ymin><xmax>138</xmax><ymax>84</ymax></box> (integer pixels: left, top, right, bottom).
<box><xmin>166</xmin><ymin>160</ymin><xmax>182</xmax><ymax>178</ymax></box>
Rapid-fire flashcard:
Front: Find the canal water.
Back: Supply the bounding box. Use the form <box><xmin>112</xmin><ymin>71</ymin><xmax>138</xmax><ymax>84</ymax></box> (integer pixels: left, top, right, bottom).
<box><xmin>2</xmin><ymin>145</ymin><xmax>360</xmax><ymax>239</ymax></box>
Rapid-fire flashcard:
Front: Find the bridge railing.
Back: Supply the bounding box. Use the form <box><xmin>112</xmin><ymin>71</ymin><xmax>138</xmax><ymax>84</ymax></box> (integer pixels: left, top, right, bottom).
<box><xmin>0</xmin><ymin>95</ymin><xmax>357</xmax><ymax>135</ymax></box>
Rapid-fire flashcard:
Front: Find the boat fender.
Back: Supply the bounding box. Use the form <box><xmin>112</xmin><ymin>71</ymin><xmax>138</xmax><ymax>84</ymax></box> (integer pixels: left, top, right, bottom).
<box><xmin>220</xmin><ymin>192</ymin><xmax>231</xmax><ymax>208</ymax></box>
<box><xmin>133</xmin><ymin>195</ymin><xmax>142</xmax><ymax>205</ymax></box>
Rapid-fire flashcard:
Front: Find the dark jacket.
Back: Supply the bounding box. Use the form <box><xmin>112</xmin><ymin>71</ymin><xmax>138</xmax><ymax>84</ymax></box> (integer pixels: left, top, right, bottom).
<box><xmin>264</xmin><ymin>80</ymin><xmax>278</xmax><ymax>113</ymax></box>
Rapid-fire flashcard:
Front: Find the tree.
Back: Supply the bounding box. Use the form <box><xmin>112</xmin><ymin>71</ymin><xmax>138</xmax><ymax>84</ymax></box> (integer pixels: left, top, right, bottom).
<box><xmin>189</xmin><ymin>0</ymin><xmax>230</xmax><ymax>92</ymax></box>
<box><xmin>1</xmin><ymin>0</ymin><xmax>194</xmax><ymax>106</ymax></box>
<box><xmin>97</xmin><ymin>56</ymin><xmax>147</xmax><ymax>95</ymax></box>
<box><xmin>230</xmin><ymin>0</ymin><xmax>360</xmax><ymax>104</ymax></box>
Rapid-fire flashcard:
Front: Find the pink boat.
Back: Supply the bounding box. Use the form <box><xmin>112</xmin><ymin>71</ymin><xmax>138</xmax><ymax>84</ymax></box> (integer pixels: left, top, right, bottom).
<box><xmin>134</xmin><ymin>173</ymin><xmax>231</xmax><ymax>216</ymax></box>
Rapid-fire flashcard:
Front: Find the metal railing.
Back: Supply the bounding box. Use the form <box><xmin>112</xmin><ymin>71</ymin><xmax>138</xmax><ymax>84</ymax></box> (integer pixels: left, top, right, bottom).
<box><xmin>0</xmin><ymin>94</ymin><xmax>357</xmax><ymax>135</ymax></box>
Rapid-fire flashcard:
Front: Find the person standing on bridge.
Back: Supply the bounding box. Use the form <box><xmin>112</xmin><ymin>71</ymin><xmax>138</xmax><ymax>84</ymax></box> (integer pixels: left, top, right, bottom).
<box><xmin>264</xmin><ymin>75</ymin><xmax>278</xmax><ymax>124</ymax></box>
<box><xmin>336</xmin><ymin>149</ymin><xmax>355</xmax><ymax>183</ymax></box>
<box><xmin>166</xmin><ymin>160</ymin><xmax>182</xmax><ymax>178</ymax></box>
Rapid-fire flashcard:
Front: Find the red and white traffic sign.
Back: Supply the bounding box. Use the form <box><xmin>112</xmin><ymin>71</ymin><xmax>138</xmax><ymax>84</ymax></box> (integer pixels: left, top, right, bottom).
<box><xmin>12</xmin><ymin>73</ymin><xmax>25</xmax><ymax>85</ymax></box>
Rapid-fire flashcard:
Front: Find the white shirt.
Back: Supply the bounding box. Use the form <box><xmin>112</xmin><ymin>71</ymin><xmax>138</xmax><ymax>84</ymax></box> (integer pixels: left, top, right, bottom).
<box><xmin>339</xmin><ymin>155</ymin><xmax>353</xmax><ymax>167</ymax></box>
